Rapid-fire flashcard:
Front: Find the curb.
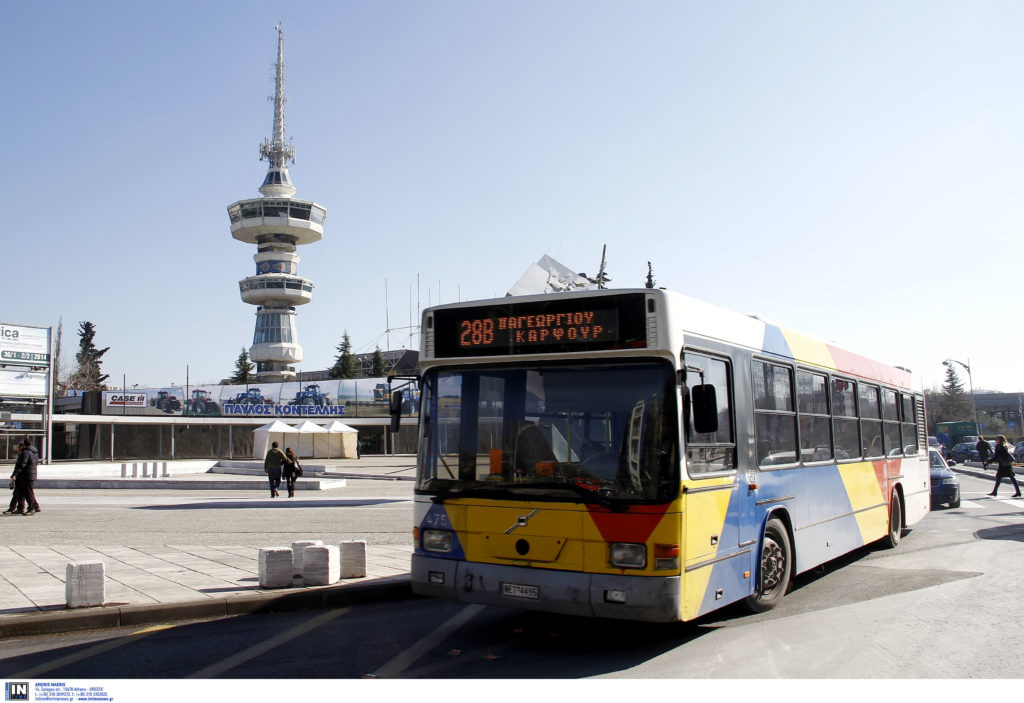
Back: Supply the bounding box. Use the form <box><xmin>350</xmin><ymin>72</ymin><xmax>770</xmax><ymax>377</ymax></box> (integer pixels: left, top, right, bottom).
<box><xmin>33</xmin><ymin>478</ymin><xmax>347</xmax><ymax>490</ymax></box>
<box><xmin>0</xmin><ymin>578</ymin><xmax>416</xmax><ymax>639</ymax></box>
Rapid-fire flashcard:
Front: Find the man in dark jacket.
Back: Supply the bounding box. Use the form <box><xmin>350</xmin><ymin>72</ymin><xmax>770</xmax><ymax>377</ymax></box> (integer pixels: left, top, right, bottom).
<box><xmin>977</xmin><ymin>437</ymin><xmax>993</xmax><ymax>468</ymax></box>
<box><xmin>4</xmin><ymin>441</ymin><xmax>24</xmax><ymax>514</ymax></box>
<box><xmin>12</xmin><ymin>438</ymin><xmax>40</xmax><ymax>515</ymax></box>
<box><xmin>264</xmin><ymin>441</ymin><xmax>286</xmax><ymax>498</ymax></box>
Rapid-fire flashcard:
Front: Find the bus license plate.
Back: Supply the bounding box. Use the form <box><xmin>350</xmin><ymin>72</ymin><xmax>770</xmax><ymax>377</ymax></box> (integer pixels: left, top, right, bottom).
<box><xmin>502</xmin><ymin>582</ymin><xmax>539</xmax><ymax>600</ymax></box>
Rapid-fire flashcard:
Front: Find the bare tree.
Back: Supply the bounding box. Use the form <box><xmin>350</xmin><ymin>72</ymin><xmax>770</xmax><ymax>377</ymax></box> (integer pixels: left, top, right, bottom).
<box><xmin>52</xmin><ymin>317</ymin><xmax>65</xmax><ymax>397</ymax></box>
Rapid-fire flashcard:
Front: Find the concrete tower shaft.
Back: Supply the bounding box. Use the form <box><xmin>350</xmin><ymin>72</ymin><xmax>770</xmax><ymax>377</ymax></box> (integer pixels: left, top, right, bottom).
<box><xmin>228</xmin><ymin>25</ymin><xmax>327</xmax><ymax>384</ymax></box>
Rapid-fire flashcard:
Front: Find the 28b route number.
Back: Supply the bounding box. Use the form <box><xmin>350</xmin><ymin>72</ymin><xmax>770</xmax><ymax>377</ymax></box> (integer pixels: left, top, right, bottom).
<box><xmin>459</xmin><ymin>319</ymin><xmax>495</xmax><ymax>347</ymax></box>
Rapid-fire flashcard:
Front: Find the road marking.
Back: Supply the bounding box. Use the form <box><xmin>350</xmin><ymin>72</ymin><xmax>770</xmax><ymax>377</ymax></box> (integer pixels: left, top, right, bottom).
<box><xmin>11</xmin><ymin>624</ymin><xmax>178</xmax><ymax>678</ymax></box>
<box><xmin>187</xmin><ymin>606</ymin><xmax>350</xmax><ymax>678</ymax></box>
<box><xmin>124</xmin><ymin>623</ymin><xmax>177</xmax><ymax>635</ymax></box>
<box><xmin>370</xmin><ymin>603</ymin><xmax>485</xmax><ymax>678</ymax></box>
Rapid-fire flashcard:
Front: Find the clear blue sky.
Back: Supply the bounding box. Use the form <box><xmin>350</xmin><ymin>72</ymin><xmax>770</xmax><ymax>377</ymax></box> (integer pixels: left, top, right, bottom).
<box><xmin>5</xmin><ymin>1</ymin><xmax>1022</xmax><ymax>393</ymax></box>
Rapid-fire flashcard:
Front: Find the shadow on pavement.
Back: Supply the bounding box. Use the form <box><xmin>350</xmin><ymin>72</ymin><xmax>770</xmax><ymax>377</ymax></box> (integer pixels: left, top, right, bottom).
<box><xmin>975</xmin><ymin>520</ymin><xmax>1024</xmax><ymax>543</ymax></box>
<box><xmin>135</xmin><ymin>499</ymin><xmax>407</xmax><ymax>510</ymax></box>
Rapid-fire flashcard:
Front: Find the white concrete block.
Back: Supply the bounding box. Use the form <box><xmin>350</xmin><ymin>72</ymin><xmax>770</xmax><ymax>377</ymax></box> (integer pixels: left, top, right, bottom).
<box><xmin>339</xmin><ymin>540</ymin><xmax>367</xmax><ymax>579</ymax></box>
<box><xmin>66</xmin><ymin>561</ymin><xmax>105</xmax><ymax>608</ymax></box>
<box><xmin>258</xmin><ymin>547</ymin><xmax>294</xmax><ymax>588</ymax></box>
<box><xmin>291</xmin><ymin>540</ymin><xmax>323</xmax><ymax>576</ymax></box>
<box><xmin>303</xmin><ymin>545</ymin><xmax>340</xmax><ymax>586</ymax></box>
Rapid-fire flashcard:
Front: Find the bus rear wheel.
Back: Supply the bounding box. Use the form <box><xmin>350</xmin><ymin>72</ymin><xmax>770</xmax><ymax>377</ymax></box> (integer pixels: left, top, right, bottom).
<box><xmin>884</xmin><ymin>492</ymin><xmax>903</xmax><ymax>548</ymax></box>
<box><xmin>744</xmin><ymin>518</ymin><xmax>791</xmax><ymax>613</ymax></box>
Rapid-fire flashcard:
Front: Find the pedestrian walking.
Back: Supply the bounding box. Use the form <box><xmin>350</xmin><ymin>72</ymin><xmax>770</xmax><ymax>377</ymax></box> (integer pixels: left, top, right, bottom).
<box><xmin>987</xmin><ymin>435</ymin><xmax>1021</xmax><ymax>497</ymax></box>
<box><xmin>977</xmin><ymin>436</ymin><xmax>993</xmax><ymax>468</ymax></box>
<box><xmin>4</xmin><ymin>441</ymin><xmax>24</xmax><ymax>515</ymax></box>
<box><xmin>8</xmin><ymin>437</ymin><xmax>40</xmax><ymax>515</ymax></box>
<box><xmin>283</xmin><ymin>447</ymin><xmax>301</xmax><ymax>498</ymax></box>
<box><xmin>264</xmin><ymin>441</ymin><xmax>286</xmax><ymax>498</ymax></box>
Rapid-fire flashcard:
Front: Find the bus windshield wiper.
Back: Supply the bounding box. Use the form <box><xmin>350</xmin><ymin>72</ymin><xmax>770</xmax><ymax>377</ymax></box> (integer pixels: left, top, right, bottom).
<box><xmin>521</xmin><ymin>481</ymin><xmax>626</xmax><ymax>511</ymax></box>
<box><xmin>430</xmin><ymin>481</ymin><xmax>625</xmax><ymax>510</ymax></box>
<box><xmin>430</xmin><ymin>484</ymin><xmax>519</xmax><ymax>502</ymax></box>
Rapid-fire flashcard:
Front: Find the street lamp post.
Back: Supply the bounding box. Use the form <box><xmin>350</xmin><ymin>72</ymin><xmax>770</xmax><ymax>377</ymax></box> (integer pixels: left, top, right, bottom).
<box><xmin>943</xmin><ymin>358</ymin><xmax>978</xmax><ymax>430</ymax></box>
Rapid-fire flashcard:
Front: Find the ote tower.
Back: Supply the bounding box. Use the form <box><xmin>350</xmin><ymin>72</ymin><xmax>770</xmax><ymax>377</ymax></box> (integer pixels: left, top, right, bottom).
<box><xmin>227</xmin><ymin>25</ymin><xmax>327</xmax><ymax>383</ymax></box>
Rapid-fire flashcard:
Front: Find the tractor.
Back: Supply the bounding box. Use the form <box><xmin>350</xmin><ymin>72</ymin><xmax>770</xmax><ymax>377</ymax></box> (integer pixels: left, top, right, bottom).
<box><xmin>186</xmin><ymin>389</ymin><xmax>220</xmax><ymax>415</ymax></box>
<box><xmin>150</xmin><ymin>390</ymin><xmax>181</xmax><ymax>413</ymax></box>
<box><xmin>232</xmin><ymin>388</ymin><xmax>274</xmax><ymax>405</ymax></box>
<box><xmin>288</xmin><ymin>384</ymin><xmax>332</xmax><ymax>407</ymax></box>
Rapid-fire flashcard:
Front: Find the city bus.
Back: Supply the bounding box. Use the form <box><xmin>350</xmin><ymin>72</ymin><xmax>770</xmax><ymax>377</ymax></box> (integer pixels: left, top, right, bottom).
<box><xmin>406</xmin><ymin>288</ymin><xmax>929</xmax><ymax>622</ymax></box>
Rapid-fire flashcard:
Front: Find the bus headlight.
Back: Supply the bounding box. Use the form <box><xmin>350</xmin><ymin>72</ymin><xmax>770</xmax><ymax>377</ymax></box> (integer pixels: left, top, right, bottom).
<box><xmin>609</xmin><ymin>543</ymin><xmax>646</xmax><ymax>569</ymax></box>
<box><xmin>422</xmin><ymin>529</ymin><xmax>453</xmax><ymax>553</ymax></box>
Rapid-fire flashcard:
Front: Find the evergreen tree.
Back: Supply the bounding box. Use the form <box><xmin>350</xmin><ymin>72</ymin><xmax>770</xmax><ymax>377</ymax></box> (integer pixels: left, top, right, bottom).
<box><xmin>370</xmin><ymin>347</ymin><xmax>388</xmax><ymax>377</ymax></box>
<box><xmin>67</xmin><ymin>321</ymin><xmax>109</xmax><ymax>390</ymax></box>
<box><xmin>933</xmin><ymin>365</ymin><xmax>973</xmax><ymax>424</ymax></box>
<box><xmin>231</xmin><ymin>347</ymin><xmax>255</xmax><ymax>384</ymax></box>
<box><xmin>329</xmin><ymin>331</ymin><xmax>358</xmax><ymax>379</ymax></box>
<box><xmin>942</xmin><ymin>364</ymin><xmax>966</xmax><ymax>398</ymax></box>
<box><xmin>645</xmin><ymin>261</ymin><xmax>656</xmax><ymax>289</ymax></box>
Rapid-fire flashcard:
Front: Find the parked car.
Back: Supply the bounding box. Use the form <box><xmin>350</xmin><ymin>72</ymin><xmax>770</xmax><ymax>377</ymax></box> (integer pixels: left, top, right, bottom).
<box><xmin>1014</xmin><ymin>441</ymin><xmax>1024</xmax><ymax>463</ymax></box>
<box><xmin>930</xmin><ymin>449</ymin><xmax>960</xmax><ymax>508</ymax></box>
<box><xmin>949</xmin><ymin>441</ymin><xmax>994</xmax><ymax>464</ymax></box>
<box><xmin>928</xmin><ymin>436</ymin><xmax>948</xmax><ymax>459</ymax></box>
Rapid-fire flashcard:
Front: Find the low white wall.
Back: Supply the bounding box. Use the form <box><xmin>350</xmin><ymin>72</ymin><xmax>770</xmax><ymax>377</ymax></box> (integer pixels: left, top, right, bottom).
<box><xmin>36</xmin><ymin>460</ymin><xmax>217</xmax><ymax>479</ymax></box>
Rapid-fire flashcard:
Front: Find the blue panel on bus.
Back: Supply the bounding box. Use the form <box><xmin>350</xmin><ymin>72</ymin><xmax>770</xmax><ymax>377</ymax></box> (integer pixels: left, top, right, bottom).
<box><xmin>761</xmin><ymin>324</ymin><xmax>793</xmax><ymax>359</ymax></box>
<box><xmin>418</xmin><ymin>503</ymin><xmax>467</xmax><ymax>560</ymax></box>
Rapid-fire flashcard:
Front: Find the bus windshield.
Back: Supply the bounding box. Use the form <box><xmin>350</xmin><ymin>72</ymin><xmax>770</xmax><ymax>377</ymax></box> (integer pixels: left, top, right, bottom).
<box><xmin>416</xmin><ymin>361</ymin><xmax>679</xmax><ymax>504</ymax></box>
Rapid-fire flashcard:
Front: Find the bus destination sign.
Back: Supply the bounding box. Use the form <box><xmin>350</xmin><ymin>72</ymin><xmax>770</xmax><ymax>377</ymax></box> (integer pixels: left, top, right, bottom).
<box><xmin>432</xmin><ymin>293</ymin><xmax>648</xmax><ymax>357</ymax></box>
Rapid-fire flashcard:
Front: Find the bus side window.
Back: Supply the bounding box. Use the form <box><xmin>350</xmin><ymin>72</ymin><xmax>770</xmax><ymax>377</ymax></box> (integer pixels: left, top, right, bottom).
<box><xmin>682</xmin><ymin>352</ymin><xmax>735</xmax><ymax>474</ymax></box>
<box><xmin>753</xmin><ymin>360</ymin><xmax>797</xmax><ymax>467</ymax></box>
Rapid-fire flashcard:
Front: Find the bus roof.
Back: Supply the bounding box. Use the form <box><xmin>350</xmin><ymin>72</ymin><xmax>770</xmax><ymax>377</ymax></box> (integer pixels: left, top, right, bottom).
<box><xmin>423</xmin><ymin>288</ymin><xmax>915</xmax><ymax>390</ymax></box>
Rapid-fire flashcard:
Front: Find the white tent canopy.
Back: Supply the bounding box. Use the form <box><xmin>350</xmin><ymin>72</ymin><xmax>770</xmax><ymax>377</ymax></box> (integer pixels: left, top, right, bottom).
<box><xmin>292</xmin><ymin>420</ymin><xmax>328</xmax><ymax>458</ymax></box>
<box><xmin>252</xmin><ymin>419</ymin><xmax>360</xmax><ymax>460</ymax></box>
<box><xmin>320</xmin><ymin>420</ymin><xmax>359</xmax><ymax>459</ymax></box>
<box><xmin>252</xmin><ymin>420</ymin><xmax>298</xmax><ymax>460</ymax></box>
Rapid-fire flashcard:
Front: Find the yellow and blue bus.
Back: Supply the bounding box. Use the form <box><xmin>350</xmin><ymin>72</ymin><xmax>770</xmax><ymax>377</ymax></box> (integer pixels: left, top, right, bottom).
<box><xmin>408</xmin><ymin>288</ymin><xmax>929</xmax><ymax>622</ymax></box>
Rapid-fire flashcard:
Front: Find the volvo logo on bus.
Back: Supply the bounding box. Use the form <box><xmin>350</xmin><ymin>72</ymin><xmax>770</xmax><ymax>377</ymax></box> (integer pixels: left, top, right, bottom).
<box><xmin>505</xmin><ymin>509</ymin><xmax>539</xmax><ymax>534</ymax></box>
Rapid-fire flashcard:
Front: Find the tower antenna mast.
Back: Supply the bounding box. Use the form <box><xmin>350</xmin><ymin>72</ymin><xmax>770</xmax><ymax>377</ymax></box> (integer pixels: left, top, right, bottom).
<box><xmin>260</xmin><ymin>23</ymin><xmax>296</xmax><ymax>169</ymax></box>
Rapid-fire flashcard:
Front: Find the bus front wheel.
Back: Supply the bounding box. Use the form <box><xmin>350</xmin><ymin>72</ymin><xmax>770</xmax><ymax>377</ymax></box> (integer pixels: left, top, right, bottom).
<box><xmin>744</xmin><ymin>518</ymin><xmax>791</xmax><ymax>613</ymax></box>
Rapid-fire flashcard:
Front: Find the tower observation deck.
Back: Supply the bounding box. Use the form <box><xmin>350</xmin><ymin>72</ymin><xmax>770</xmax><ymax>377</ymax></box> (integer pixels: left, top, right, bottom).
<box><xmin>227</xmin><ymin>25</ymin><xmax>327</xmax><ymax>383</ymax></box>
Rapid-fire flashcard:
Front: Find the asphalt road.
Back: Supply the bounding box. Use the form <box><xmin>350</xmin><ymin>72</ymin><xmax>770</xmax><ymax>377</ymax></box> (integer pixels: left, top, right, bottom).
<box><xmin>2</xmin><ymin>472</ymin><xmax>1022</xmax><ymax>680</ymax></box>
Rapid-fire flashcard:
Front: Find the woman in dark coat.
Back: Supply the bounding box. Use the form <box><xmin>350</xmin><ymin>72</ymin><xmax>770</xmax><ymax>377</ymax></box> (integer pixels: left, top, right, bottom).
<box><xmin>283</xmin><ymin>447</ymin><xmax>300</xmax><ymax>498</ymax></box>
<box><xmin>987</xmin><ymin>435</ymin><xmax>1021</xmax><ymax>497</ymax></box>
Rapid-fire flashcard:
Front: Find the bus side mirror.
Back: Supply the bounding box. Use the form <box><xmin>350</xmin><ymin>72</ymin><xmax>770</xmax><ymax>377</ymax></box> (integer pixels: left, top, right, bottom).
<box><xmin>389</xmin><ymin>391</ymin><xmax>404</xmax><ymax>433</ymax></box>
<box><xmin>692</xmin><ymin>384</ymin><xmax>718</xmax><ymax>434</ymax></box>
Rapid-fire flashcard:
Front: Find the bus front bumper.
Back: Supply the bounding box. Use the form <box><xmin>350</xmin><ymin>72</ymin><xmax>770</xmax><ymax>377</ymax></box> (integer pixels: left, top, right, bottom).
<box><xmin>412</xmin><ymin>554</ymin><xmax>681</xmax><ymax>622</ymax></box>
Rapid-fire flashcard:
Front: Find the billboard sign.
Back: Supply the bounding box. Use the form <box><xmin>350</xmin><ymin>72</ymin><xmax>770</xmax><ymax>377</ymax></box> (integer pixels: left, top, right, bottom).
<box><xmin>0</xmin><ymin>368</ymin><xmax>47</xmax><ymax>399</ymax></box>
<box><xmin>103</xmin><ymin>392</ymin><xmax>148</xmax><ymax>408</ymax></box>
<box><xmin>0</xmin><ymin>323</ymin><xmax>50</xmax><ymax>366</ymax></box>
<box><xmin>96</xmin><ymin>378</ymin><xmax>418</xmax><ymax>418</ymax></box>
